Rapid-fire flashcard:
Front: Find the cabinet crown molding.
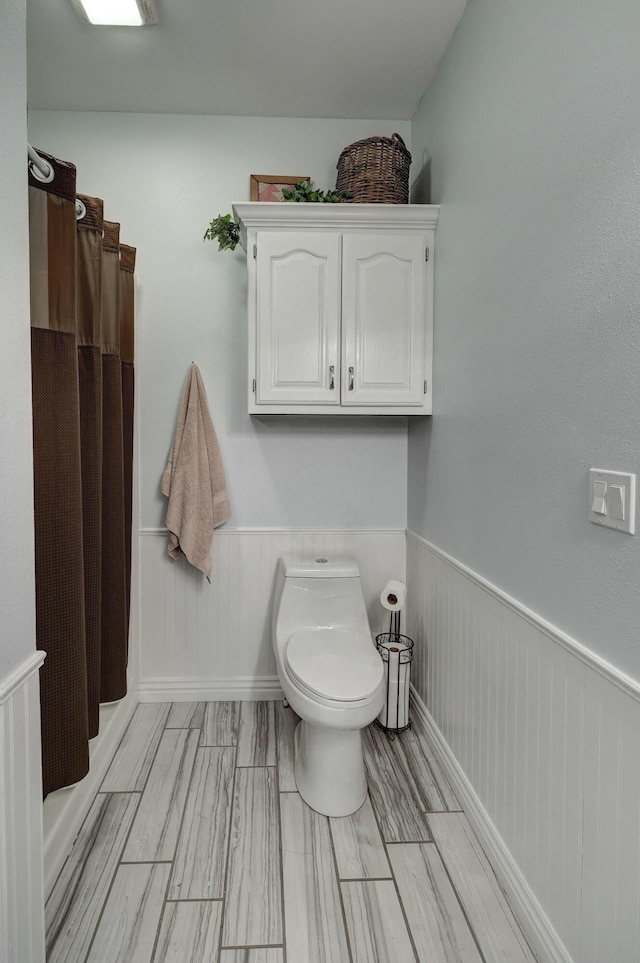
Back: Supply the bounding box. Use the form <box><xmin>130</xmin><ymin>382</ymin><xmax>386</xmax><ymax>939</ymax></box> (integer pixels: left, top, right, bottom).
<box><xmin>232</xmin><ymin>202</ymin><xmax>440</xmax><ymax>249</ymax></box>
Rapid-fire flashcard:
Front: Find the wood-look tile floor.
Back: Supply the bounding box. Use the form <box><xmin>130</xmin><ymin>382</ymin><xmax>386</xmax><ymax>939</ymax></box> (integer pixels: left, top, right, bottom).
<box><xmin>46</xmin><ymin>701</ymin><xmax>538</xmax><ymax>963</ymax></box>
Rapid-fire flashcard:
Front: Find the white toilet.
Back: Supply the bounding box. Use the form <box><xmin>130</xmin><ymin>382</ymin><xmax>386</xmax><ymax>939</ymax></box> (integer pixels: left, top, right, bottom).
<box><xmin>272</xmin><ymin>555</ymin><xmax>385</xmax><ymax>817</ymax></box>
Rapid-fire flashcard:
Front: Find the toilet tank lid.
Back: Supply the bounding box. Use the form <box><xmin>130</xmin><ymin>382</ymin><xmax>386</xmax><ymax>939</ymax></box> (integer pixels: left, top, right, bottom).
<box><xmin>279</xmin><ymin>555</ymin><xmax>360</xmax><ymax>578</ymax></box>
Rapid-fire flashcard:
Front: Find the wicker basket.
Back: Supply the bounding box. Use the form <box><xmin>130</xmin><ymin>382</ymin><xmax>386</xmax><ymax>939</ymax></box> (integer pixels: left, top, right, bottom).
<box><xmin>336</xmin><ymin>133</ymin><xmax>412</xmax><ymax>204</ymax></box>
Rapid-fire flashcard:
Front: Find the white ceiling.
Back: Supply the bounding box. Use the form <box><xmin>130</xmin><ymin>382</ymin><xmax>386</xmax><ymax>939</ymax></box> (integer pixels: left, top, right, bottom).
<box><xmin>27</xmin><ymin>0</ymin><xmax>467</xmax><ymax>119</ymax></box>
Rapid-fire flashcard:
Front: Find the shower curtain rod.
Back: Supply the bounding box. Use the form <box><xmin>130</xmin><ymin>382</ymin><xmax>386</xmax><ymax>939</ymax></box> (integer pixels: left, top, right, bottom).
<box><xmin>27</xmin><ymin>143</ymin><xmax>87</xmax><ymax>221</ymax></box>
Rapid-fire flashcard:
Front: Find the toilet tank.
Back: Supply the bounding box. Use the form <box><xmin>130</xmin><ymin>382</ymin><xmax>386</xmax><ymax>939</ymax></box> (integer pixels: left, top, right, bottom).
<box><xmin>272</xmin><ymin>555</ymin><xmax>371</xmax><ymax>644</ymax></box>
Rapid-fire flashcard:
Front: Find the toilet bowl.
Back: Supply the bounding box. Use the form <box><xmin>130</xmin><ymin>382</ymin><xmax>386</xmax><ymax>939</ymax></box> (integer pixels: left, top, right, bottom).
<box><xmin>272</xmin><ymin>555</ymin><xmax>385</xmax><ymax>817</ymax></box>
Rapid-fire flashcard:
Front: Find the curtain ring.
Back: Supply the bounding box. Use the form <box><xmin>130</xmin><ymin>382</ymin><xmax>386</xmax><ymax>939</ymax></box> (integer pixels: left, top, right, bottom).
<box><xmin>27</xmin><ymin>145</ymin><xmax>55</xmax><ymax>183</ymax></box>
<box><xmin>75</xmin><ymin>198</ymin><xmax>87</xmax><ymax>221</ymax></box>
<box><xmin>28</xmin><ymin>156</ymin><xmax>54</xmax><ymax>184</ymax></box>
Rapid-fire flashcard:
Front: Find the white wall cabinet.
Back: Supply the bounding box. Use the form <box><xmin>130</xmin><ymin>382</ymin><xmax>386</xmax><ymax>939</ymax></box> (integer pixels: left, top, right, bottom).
<box><xmin>233</xmin><ymin>203</ymin><xmax>439</xmax><ymax>415</ymax></box>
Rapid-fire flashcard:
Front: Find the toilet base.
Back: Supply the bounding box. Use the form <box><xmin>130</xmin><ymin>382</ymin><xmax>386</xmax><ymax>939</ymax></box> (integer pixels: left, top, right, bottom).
<box><xmin>294</xmin><ymin>719</ymin><xmax>368</xmax><ymax>817</ymax></box>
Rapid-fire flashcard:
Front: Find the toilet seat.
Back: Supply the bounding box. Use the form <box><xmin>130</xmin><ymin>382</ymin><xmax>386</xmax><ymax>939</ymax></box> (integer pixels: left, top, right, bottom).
<box><xmin>285</xmin><ymin>627</ymin><xmax>383</xmax><ymax>704</ymax></box>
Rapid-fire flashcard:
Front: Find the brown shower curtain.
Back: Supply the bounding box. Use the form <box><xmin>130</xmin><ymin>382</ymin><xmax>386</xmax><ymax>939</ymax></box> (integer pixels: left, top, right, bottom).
<box><xmin>100</xmin><ymin>221</ymin><xmax>128</xmax><ymax>703</ymax></box>
<box><xmin>29</xmin><ymin>150</ymin><xmax>136</xmax><ymax>795</ymax></box>
<box><xmin>29</xmin><ymin>155</ymin><xmax>89</xmax><ymax>794</ymax></box>
<box><xmin>120</xmin><ymin>243</ymin><xmax>136</xmax><ymax>638</ymax></box>
<box><xmin>76</xmin><ymin>193</ymin><xmax>104</xmax><ymax>739</ymax></box>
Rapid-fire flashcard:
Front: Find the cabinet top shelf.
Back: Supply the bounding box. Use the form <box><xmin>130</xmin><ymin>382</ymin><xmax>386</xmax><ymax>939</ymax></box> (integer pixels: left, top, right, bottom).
<box><xmin>232</xmin><ymin>202</ymin><xmax>440</xmax><ymax>250</ymax></box>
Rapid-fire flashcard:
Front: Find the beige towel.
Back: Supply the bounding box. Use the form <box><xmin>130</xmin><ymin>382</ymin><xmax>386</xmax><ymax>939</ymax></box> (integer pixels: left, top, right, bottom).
<box><xmin>161</xmin><ymin>364</ymin><xmax>231</xmax><ymax>580</ymax></box>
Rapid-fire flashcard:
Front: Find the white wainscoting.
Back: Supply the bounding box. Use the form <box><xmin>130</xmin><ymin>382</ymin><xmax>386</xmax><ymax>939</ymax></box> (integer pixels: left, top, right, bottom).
<box><xmin>407</xmin><ymin>529</ymin><xmax>640</xmax><ymax>963</ymax></box>
<box><xmin>0</xmin><ymin>651</ymin><xmax>46</xmax><ymax>963</ymax></box>
<box><xmin>139</xmin><ymin>528</ymin><xmax>406</xmax><ymax>701</ymax></box>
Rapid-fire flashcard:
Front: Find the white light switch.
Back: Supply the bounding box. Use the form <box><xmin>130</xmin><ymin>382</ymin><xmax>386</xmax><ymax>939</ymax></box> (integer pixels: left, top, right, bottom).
<box><xmin>609</xmin><ymin>485</ymin><xmax>625</xmax><ymax>520</ymax></box>
<box><xmin>589</xmin><ymin>469</ymin><xmax>636</xmax><ymax>534</ymax></box>
<box><xmin>591</xmin><ymin>480</ymin><xmax>607</xmax><ymax>515</ymax></box>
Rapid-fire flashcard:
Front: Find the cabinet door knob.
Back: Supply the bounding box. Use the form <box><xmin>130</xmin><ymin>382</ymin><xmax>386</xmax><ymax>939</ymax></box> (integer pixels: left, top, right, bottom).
<box><xmin>329</xmin><ymin>365</ymin><xmax>335</xmax><ymax>390</ymax></box>
<box><xmin>348</xmin><ymin>366</ymin><xmax>354</xmax><ymax>390</ymax></box>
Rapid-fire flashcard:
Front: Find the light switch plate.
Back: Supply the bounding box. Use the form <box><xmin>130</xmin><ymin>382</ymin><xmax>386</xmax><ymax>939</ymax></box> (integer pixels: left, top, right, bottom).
<box><xmin>588</xmin><ymin>469</ymin><xmax>636</xmax><ymax>534</ymax></box>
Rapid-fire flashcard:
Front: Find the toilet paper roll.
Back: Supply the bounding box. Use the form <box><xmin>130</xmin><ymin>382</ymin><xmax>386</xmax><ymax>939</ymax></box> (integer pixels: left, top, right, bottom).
<box><xmin>378</xmin><ymin>638</ymin><xmax>412</xmax><ymax>730</ymax></box>
<box><xmin>380</xmin><ymin>579</ymin><xmax>407</xmax><ymax>612</ymax></box>
<box><xmin>387</xmin><ymin>646</ymin><xmax>400</xmax><ymax>727</ymax></box>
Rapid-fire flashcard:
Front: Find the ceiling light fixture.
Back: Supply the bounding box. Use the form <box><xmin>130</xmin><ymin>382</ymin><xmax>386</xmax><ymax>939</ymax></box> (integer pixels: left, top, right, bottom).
<box><xmin>70</xmin><ymin>0</ymin><xmax>157</xmax><ymax>26</ymax></box>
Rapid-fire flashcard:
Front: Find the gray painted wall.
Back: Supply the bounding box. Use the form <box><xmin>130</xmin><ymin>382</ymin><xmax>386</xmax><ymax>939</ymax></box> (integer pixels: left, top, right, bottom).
<box><xmin>1</xmin><ymin>0</ymin><xmax>37</xmax><ymax>679</ymax></box>
<box><xmin>409</xmin><ymin>0</ymin><xmax>640</xmax><ymax>680</ymax></box>
<box><xmin>28</xmin><ymin>112</ymin><xmax>410</xmax><ymax>532</ymax></box>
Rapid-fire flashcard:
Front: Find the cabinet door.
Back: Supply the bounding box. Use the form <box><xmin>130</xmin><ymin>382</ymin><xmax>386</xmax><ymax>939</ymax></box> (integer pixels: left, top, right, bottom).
<box><xmin>341</xmin><ymin>234</ymin><xmax>426</xmax><ymax>406</ymax></box>
<box><xmin>255</xmin><ymin>232</ymin><xmax>341</xmax><ymax>405</ymax></box>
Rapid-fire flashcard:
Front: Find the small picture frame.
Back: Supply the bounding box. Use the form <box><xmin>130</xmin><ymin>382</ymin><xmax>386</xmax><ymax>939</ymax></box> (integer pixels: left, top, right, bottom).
<box><xmin>250</xmin><ymin>174</ymin><xmax>310</xmax><ymax>202</ymax></box>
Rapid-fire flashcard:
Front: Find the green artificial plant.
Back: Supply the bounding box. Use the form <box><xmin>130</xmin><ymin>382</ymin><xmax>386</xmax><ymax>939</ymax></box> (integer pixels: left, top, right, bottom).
<box><xmin>281</xmin><ymin>180</ymin><xmax>352</xmax><ymax>203</ymax></box>
<box><xmin>204</xmin><ymin>213</ymin><xmax>241</xmax><ymax>251</ymax></box>
<box><xmin>204</xmin><ymin>181</ymin><xmax>351</xmax><ymax>252</ymax></box>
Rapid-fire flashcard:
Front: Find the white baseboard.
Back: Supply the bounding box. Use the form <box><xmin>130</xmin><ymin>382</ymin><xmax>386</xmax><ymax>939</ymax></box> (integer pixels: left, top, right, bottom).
<box><xmin>42</xmin><ymin>688</ymin><xmax>137</xmax><ymax>900</ymax></box>
<box><xmin>138</xmin><ymin>676</ymin><xmax>284</xmax><ymax>702</ymax></box>
<box><xmin>410</xmin><ymin>686</ymin><xmax>573</xmax><ymax>963</ymax></box>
